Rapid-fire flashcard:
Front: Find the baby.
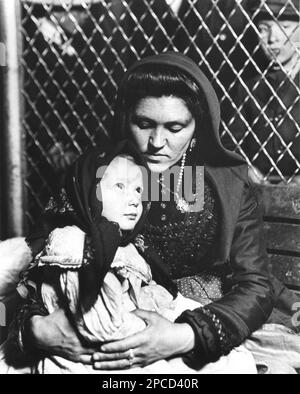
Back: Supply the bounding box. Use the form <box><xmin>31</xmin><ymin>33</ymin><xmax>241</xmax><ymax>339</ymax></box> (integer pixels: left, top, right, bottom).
<box><xmin>34</xmin><ymin>153</ymin><xmax>201</xmax><ymax>374</ymax></box>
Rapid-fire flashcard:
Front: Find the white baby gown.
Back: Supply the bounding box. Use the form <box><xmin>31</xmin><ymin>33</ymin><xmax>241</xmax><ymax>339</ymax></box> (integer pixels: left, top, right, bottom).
<box><xmin>0</xmin><ymin>226</ymin><xmax>256</xmax><ymax>374</ymax></box>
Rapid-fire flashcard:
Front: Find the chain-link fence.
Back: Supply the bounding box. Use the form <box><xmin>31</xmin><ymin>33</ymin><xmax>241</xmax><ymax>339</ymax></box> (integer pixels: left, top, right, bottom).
<box><xmin>17</xmin><ymin>0</ymin><xmax>300</xmax><ymax>230</ymax></box>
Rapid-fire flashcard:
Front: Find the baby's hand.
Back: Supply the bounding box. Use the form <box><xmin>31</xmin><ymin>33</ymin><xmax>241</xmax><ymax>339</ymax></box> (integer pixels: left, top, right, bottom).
<box><xmin>112</xmin><ymin>244</ymin><xmax>152</xmax><ymax>284</ymax></box>
<box><xmin>138</xmin><ymin>282</ymin><xmax>175</xmax><ymax>318</ymax></box>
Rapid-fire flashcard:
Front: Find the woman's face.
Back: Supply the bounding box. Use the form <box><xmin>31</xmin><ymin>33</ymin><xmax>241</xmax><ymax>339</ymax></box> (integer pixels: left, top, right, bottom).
<box><xmin>257</xmin><ymin>19</ymin><xmax>300</xmax><ymax>67</ymax></box>
<box><xmin>100</xmin><ymin>156</ymin><xmax>143</xmax><ymax>231</ymax></box>
<box><xmin>128</xmin><ymin>96</ymin><xmax>196</xmax><ymax>173</ymax></box>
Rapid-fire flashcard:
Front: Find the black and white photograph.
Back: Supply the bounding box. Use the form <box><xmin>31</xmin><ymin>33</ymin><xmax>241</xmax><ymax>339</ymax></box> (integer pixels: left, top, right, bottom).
<box><xmin>0</xmin><ymin>0</ymin><xmax>300</xmax><ymax>376</ymax></box>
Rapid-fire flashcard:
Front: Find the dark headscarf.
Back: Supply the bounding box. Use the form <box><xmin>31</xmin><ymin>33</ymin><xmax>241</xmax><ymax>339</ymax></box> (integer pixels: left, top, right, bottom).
<box><xmin>64</xmin><ymin>139</ymin><xmax>150</xmax><ymax>246</ymax></box>
<box><xmin>27</xmin><ymin>140</ymin><xmax>177</xmax><ymax>310</ymax></box>
<box><xmin>113</xmin><ymin>51</ymin><xmax>245</xmax><ymax>167</ymax></box>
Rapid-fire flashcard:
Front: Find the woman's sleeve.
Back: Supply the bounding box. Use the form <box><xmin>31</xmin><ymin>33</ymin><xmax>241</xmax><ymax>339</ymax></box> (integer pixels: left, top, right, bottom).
<box><xmin>5</xmin><ymin>275</ymin><xmax>48</xmax><ymax>367</ymax></box>
<box><xmin>175</xmin><ymin>182</ymin><xmax>274</xmax><ymax>369</ymax></box>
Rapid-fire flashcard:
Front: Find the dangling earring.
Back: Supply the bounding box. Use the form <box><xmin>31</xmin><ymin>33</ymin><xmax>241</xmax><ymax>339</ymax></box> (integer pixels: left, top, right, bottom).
<box><xmin>189</xmin><ymin>138</ymin><xmax>197</xmax><ymax>152</ymax></box>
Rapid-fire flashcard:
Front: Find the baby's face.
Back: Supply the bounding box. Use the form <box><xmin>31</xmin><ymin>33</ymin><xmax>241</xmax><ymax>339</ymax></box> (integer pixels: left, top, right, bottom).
<box><xmin>100</xmin><ymin>156</ymin><xmax>144</xmax><ymax>231</ymax></box>
<box><xmin>257</xmin><ymin>19</ymin><xmax>300</xmax><ymax>67</ymax></box>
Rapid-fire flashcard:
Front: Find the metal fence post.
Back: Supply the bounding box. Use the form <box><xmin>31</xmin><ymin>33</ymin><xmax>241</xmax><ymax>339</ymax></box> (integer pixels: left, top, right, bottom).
<box><xmin>0</xmin><ymin>0</ymin><xmax>25</xmax><ymax>237</ymax></box>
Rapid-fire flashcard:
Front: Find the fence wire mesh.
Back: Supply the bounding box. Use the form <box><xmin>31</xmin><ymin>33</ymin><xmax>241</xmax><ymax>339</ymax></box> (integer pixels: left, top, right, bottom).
<box><xmin>20</xmin><ymin>0</ymin><xmax>300</xmax><ymax>229</ymax></box>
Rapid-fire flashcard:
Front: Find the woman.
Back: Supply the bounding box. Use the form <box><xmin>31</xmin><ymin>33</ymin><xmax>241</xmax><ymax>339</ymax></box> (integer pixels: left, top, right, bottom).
<box><xmin>8</xmin><ymin>52</ymin><xmax>274</xmax><ymax>371</ymax></box>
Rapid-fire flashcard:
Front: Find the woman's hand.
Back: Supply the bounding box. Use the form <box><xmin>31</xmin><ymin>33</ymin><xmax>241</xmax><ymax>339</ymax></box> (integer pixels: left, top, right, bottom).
<box><xmin>92</xmin><ymin>309</ymin><xmax>195</xmax><ymax>370</ymax></box>
<box><xmin>28</xmin><ymin>309</ymin><xmax>95</xmax><ymax>364</ymax></box>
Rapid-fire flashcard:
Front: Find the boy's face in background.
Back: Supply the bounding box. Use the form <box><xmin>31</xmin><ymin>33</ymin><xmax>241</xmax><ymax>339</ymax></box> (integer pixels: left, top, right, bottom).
<box><xmin>100</xmin><ymin>156</ymin><xmax>143</xmax><ymax>231</ymax></box>
<box><xmin>257</xmin><ymin>18</ymin><xmax>300</xmax><ymax>67</ymax></box>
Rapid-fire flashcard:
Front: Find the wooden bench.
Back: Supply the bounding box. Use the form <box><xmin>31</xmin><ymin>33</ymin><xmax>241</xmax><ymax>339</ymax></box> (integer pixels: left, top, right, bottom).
<box><xmin>255</xmin><ymin>184</ymin><xmax>300</xmax><ymax>292</ymax></box>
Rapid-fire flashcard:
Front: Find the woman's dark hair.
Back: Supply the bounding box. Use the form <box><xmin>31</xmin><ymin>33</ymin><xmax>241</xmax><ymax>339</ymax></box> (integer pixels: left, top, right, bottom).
<box><xmin>120</xmin><ymin>63</ymin><xmax>207</xmax><ymax>122</ymax></box>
